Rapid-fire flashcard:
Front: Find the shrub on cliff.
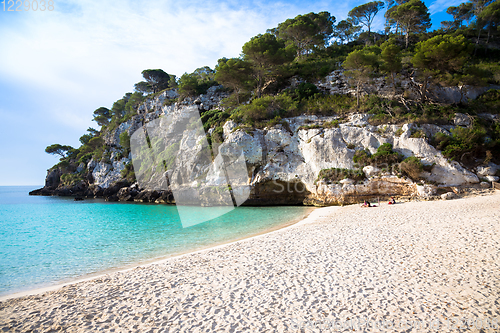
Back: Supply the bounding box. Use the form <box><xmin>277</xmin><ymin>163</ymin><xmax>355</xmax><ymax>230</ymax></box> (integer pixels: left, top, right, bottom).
<box><xmin>317</xmin><ymin>168</ymin><xmax>365</xmax><ymax>184</ymax></box>
<box><xmin>119</xmin><ymin>132</ymin><xmax>131</xmax><ymax>151</ymax></box>
<box><xmin>353</xmin><ymin>144</ymin><xmax>403</xmax><ymax>169</ymax></box>
<box><xmin>60</xmin><ymin>173</ymin><xmax>84</xmax><ymax>186</ymax></box>
<box><xmin>431</xmin><ymin>125</ymin><xmax>488</xmax><ymax>165</ymax></box>
<box><xmin>78</xmin><ymin>153</ymin><xmax>93</xmax><ymax>165</ymax></box>
<box><xmin>120</xmin><ymin>163</ymin><xmax>136</xmax><ymax>183</ymax></box>
<box><xmin>469</xmin><ymin>89</ymin><xmax>500</xmax><ymax>114</ymax></box>
<box><xmin>201</xmin><ymin>108</ymin><xmax>230</xmax><ymax>132</ymax></box>
<box><xmin>399</xmin><ymin>156</ymin><xmax>424</xmax><ymax>180</ymax></box>
<box><xmin>353</xmin><ymin>149</ymin><xmax>372</xmax><ymax>167</ymax></box>
<box><xmin>232</xmin><ymin>94</ymin><xmax>298</xmax><ymax>126</ymax></box>
<box><xmin>371</xmin><ymin>143</ymin><xmax>404</xmax><ymax>166</ymax></box>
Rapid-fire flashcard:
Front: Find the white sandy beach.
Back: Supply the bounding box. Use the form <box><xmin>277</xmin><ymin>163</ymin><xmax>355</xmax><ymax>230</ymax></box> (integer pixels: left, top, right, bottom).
<box><xmin>1</xmin><ymin>191</ymin><xmax>499</xmax><ymax>332</ymax></box>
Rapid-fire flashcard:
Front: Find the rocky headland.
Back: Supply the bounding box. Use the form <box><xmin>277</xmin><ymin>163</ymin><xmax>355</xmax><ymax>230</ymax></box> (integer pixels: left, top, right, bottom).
<box><xmin>30</xmin><ymin>72</ymin><xmax>500</xmax><ymax>206</ymax></box>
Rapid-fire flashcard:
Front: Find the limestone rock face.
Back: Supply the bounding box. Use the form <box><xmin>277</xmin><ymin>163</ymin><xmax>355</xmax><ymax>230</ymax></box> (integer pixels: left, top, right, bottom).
<box><xmin>486</xmin><ymin>175</ymin><xmax>499</xmax><ymax>182</ymax></box>
<box><xmin>416</xmin><ymin>184</ymin><xmax>437</xmax><ymax>197</ymax></box>
<box><xmin>214</xmin><ymin>114</ymin><xmax>479</xmax><ymax>205</ymax></box>
<box><xmin>308</xmin><ymin>176</ymin><xmax>417</xmax><ymax>206</ymax></box>
<box><xmin>92</xmin><ymin>158</ymin><xmax>130</xmax><ymax>189</ymax></box>
<box><xmin>222</xmin><ymin>120</ymin><xmax>238</xmax><ymax>139</ymax></box>
<box><xmin>104</xmin><ymin>117</ymin><xmax>143</xmax><ymax>148</ymax></box>
<box><xmin>477</xmin><ymin>163</ymin><xmax>499</xmax><ymax>177</ymax></box>
<box><xmin>363</xmin><ymin>166</ymin><xmax>380</xmax><ymax>178</ymax></box>
<box><xmin>32</xmin><ymin>82</ymin><xmax>496</xmax><ymax>205</ymax></box>
<box><xmin>116</xmin><ymin>104</ymin><xmax>485</xmax><ymax>205</ymax></box>
<box><xmin>454</xmin><ymin>113</ymin><xmax>472</xmax><ymax>127</ymax></box>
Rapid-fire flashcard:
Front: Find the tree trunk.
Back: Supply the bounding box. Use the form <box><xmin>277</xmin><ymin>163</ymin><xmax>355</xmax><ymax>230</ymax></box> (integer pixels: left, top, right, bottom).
<box><xmin>356</xmin><ymin>82</ymin><xmax>360</xmax><ymax>108</ymax></box>
<box><xmin>405</xmin><ymin>31</ymin><xmax>409</xmax><ymax>49</ymax></box>
<box><xmin>391</xmin><ymin>72</ymin><xmax>396</xmax><ymax>96</ymax></box>
<box><xmin>257</xmin><ymin>75</ymin><xmax>262</xmax><ymax>98</ymax></box>
<box><xmin>474</xmin><ymin>25</ymin><xmax>482</xmax><ymax>56</ymax></box>
<box><xmin>486</xmin><ymin>23</ymin><xmax>491</xmax><ymax>45</ymax></box>
<box><xmin>421</xmin><ymin>77</ymin><xmax>428</xmax><ymax>103</ymax></box>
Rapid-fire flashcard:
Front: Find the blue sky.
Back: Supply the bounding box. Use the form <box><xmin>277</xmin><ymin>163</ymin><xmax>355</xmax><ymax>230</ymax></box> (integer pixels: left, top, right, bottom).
<box><xmin>0</xmin><ymin>0</ymin><xmax>462</xmax><ymax>186</ymax></box>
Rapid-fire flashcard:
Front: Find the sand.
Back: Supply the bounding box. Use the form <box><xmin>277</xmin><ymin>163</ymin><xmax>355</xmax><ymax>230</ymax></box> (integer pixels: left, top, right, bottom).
<box><xmin>1</xmin><ymin>191</ymin><xmax>499</xmax><ymax>332</ymax></box>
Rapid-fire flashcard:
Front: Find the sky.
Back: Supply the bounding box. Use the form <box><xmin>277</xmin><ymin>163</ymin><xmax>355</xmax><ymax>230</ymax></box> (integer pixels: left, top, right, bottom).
<box><xmin>0</xmin><ymin>0</ymin><xmax>462</xmax><ymax>186</ymax></box>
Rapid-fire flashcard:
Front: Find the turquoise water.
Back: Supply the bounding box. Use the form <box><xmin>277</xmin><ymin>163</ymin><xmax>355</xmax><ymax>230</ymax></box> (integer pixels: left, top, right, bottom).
<box><xmin>0</xmin><ymin>186</ymin><xmax>311</xmax><ymax>296</ymax></box>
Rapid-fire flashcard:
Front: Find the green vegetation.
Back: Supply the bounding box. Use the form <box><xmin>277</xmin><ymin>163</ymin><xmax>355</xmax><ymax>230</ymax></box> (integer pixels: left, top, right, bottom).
<box><xmin>135</xmin><ymin>69</ymin><xmax>175</xmax><ymax>94</ymax></box>
<box><xmin>333</xmin><ymin>19</ymin><xmax>361</xmax><ymax>44</ymax></box>
<box><xmin>343</xmin><ymin>48</ymin><xmax>379</xmax><ymax>107</ymax></box>
<box><xmin>379</xmin><ymin>38</ymin><xmax>402</xmax><ymax>94</ymax></box>
<box><xmin>298</xmin><ymin>119</ymin><xmax>340</xmax><ymax>130</ymax></box>
<box><xmin>119</xmin><ymin>131</ymin><xmax>131</xmax><ymax>151</ymax></box>
<box><xmin>178</xmin><ymin>67</ymin><xmax>218</xmax><ymax>99</ymax></box>
<box><xmin>388</xmin><ymin>0</ymin><xmax>431</xmax><ymax>48</ymax></box>
<box><xmin>353</xmin><ymin>144</ymin><xmax>404</xmax><ymax>168</ymax></box>
<box><xmin>269</xmin><ymin>12</ymin><xmax>336</xmax><ymax>58</ymax></box>
<box><xmin>430</xmin><ymin>122</ymin><xmax>495</xmax><ymax>166</ymax></box>
<box><xmin>60</xmin><ymin>173</ymin><xmax>84</xmax><ymax>186</ymax></box>
<box><xmin>412</xmin><ymin>34</ymin><xmax>473</xmax><ymax>101</ymax></box>
<box><xmin>353</xmin><ymin>149</ymin><xmax>372</xmax><ymax>167</ymax></box>
<box><xmin>371</xmin><ymin>143</ymin><xmax>404</xmax><ymax>165</ymax></box>
<box><xmin>45</xmin><ymin>144</ymin><xmax>74</xmax><ymax>158</ymax></box>
<box><xmin>120</xmin><ymin>162</ymin><xmax>136</xmax><ymax>183</ymax></box>
<box><xmin>410</xmin><ymin>129</ymin><xmax>426</xmax><ymax>138</ymax></box>
<box><xmin>317</xmin><ymin>168</ymin><xmax>365</xmax><ymax>184</ymax></box>
<box><xmin>348</xmin><ymin>1</ymin><xmax>385</xmax><ymax>41</ymax></box>
<box><xmin>92</xmin><ymin>107</ymin><xmax>111</xmax><ymax>127</ymax></box>
<box><xmin>242</xmin><ymin>33</ymin><xmax>294</xmax><ymax>97</ymax></box>
<box><xmin>399</xmin><ymin>156</ymin><xmax>424</xmax><ymax>180</ymax></box>
<box><xmin>214</xmin><ymin>58</ymin><xmax>253</xmax><ymax>103</ymax></box>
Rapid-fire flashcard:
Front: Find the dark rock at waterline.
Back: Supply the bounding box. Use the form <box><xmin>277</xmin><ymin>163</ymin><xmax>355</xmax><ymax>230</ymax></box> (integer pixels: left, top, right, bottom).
<box><xmin>29</xmin><ymin>187</ymin><xmax>55</xmax><ymax>196</ymax></box>
<box><xmin>63</xmin><ymin>181</ymin><xmax>90</xmax><ymax>196</ymax></box>
<box><xmin>243</xmin><ymin>180</ymin><xmax>310</xmax><ymax>205</ymax></box>
<box><xmin>86</xmin><ymin>184</ymin><xmax>103</xmax><ymax>197</ymax></box>
<box><xmin>134</xmin><ymin>190</ymin><xmax>160</xmax><ymax>202</ymax></box>
<box><xmin>105</xmin><ymin>194</ymin><xmax>119</xmax><ymax>202</ymax></box>
<box><xmin>155</xmin><ymin>190</ymin><xmax>175</xmax><ymax>204</ymax></box>
<box><xmin>117</xmin><ymin>187</ymin><xmax>135</xmax><ymax>202</ymax></box>
<box><xmin>103</xmin><ymin>180</ymin><xmax>130</xmax><ymax>198</ymax></box>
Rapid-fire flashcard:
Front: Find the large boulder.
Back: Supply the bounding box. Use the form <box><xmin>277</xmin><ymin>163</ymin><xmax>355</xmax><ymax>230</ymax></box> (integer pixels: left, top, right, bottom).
<box><xmin>103</xmin><ymin>180</ymin><xmax>130</xmax><ymax>198</ymax></box>
<box><xmin>134</xmin><ymin>190</ymin><xmax>160</xmax><ymax>203</ymax></box>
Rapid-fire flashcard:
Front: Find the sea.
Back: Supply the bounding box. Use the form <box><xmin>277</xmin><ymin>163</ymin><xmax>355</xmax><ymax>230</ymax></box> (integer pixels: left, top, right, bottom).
<box><xmin>0</xmin><ymin>186</ymin><xmax>311</xmax><ymax>297</ymax></box>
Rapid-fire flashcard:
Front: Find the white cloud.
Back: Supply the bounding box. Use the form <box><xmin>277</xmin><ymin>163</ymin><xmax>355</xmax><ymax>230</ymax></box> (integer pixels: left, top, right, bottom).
<box><xmin>428</xmin><ymin>0</ymin><xmax>463</xmax><ymax>15</ymax></box>
<box><xmin>0</xmin><ymin>0</ymin><xmax>300</xmax><ymax>131</ymax></box>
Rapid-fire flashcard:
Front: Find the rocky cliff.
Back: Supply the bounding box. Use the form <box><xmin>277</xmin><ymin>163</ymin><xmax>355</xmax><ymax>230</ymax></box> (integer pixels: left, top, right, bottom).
<box><xmin>30</xmin><ymin>73</ymin><xmax>500</xmax><ymax>205</ymax></box>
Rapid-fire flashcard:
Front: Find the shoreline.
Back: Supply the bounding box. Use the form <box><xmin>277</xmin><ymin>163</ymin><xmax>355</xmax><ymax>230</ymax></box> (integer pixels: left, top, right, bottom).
<box><xmin>0</xmin><ymin>206</ymin><xmax>317</xmax><ymax>302</ymax></box>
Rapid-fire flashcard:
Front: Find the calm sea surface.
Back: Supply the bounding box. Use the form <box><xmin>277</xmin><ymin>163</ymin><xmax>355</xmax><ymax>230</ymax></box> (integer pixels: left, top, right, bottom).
<box><xmin>0</xmin><ymin>186</ymin><xmax>311</xmax><ymax>296</ymax></box>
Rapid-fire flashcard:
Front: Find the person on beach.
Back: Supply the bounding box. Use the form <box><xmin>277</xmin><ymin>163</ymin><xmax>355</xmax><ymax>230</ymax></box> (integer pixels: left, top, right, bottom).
<box><xmin>388</xmin><ymin>196</ymin><xmax>396</xmax><ymax>205</ymax></box>
<box><xmin>361</xmin><ymin>200</ymin><xmax>371</xmax><ymax>207</ymax></box>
